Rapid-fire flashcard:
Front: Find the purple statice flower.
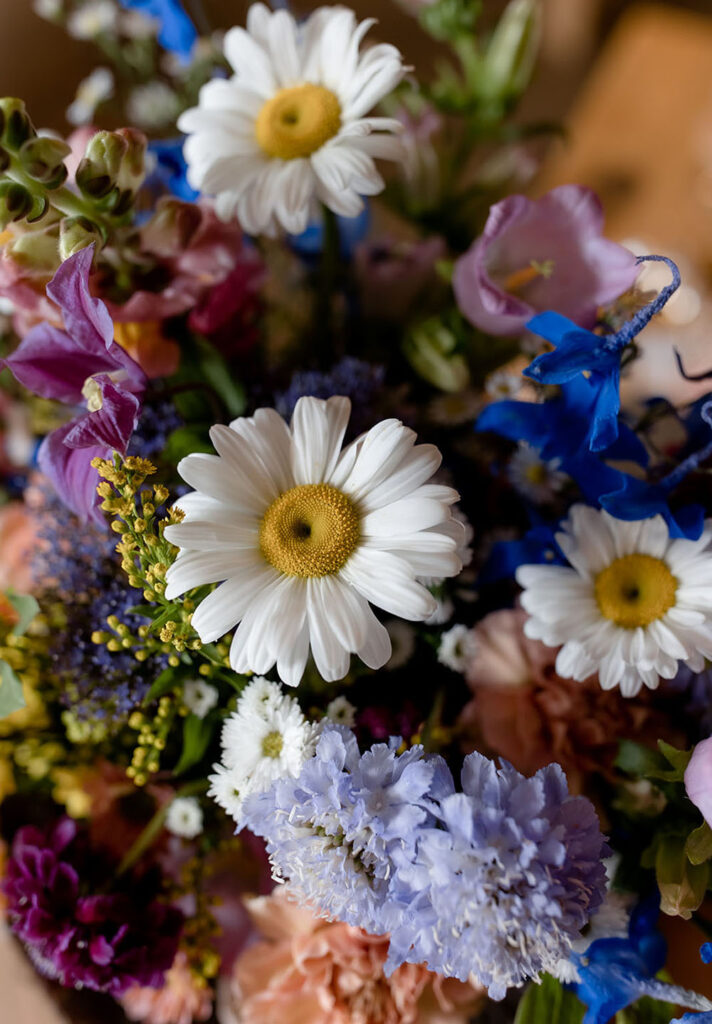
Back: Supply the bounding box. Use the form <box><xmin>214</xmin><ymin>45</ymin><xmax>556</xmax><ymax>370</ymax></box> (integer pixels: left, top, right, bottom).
<box><xmin>274</xmin><ymin>357</ymin><xmax>385</xmax><ymax>434</ymax></box>
<box><xmin>4</xmin><ymin>817</ymin><xmax>183</xmax><ymax>996</ymax></box>
<box><xmin>241</xmin><ymin>725</ymin><xmax>448</xmax><ymax>937</ymax></box>
<box><xmin>391</xmin><ymin>753</ymin><xmax>609</xmax><ymax>999</ymax></box>
<box><xmin>3</xmin><ymin>246</ymin><xmax>147</xmax><ymax>523</ymax></box>
<box><xmin>32</xmin><ymin>492</ymin><xmax>164</xmax><ymax>724</ymax></box>
<box><xmin>452</xmin><ymin>185</ymin><xmax>637</xmax><ymax>336</ymax></box>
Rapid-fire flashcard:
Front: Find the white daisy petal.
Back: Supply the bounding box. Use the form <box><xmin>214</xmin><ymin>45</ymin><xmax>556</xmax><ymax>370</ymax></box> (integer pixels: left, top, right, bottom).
<box><xmin>341</xmin><ymin>548</ymin><xmax>437</xmax><ymax>621</ymax></box>
<box><xmin>292</xmin><ymin>395</ymin><xmax>351</xmax><ymax>485</ymax></box>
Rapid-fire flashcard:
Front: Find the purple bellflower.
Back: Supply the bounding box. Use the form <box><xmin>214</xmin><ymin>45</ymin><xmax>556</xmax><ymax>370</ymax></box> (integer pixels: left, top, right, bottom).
<box><xmin>453</xmin><ymin>185</ymin><xmax>637</xmax><ymax>337</ymax></box>
<box><xmin>3</xmin><ymin>246</ymin><xmax>147</xmax><ymax>523</ymax></box>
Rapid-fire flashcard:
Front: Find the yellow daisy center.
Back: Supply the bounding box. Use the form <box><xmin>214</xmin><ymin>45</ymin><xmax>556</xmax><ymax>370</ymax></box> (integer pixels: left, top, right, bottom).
<box><xmin>261</xmin><ymin>731</ymin><xmax>284</xmax><ymax>759</ymax></box>
<box><xmin>524</xmin><ymin>462</ymin><xmax>548</xmax><ymax>485</ymax></box>
<box><xmin>259</xmin><ymin>483</ymin><xmax>360</xmax><ymax>578</ymax></box>
<box><xmin>255</xmin><ymin>84</ymin><xmax>342</xmax><ymax>160</ymax></box>
<box><xmin>594</xmin><ymin>553</ymin><xmax>678</xmax><ymax>629</ymax></box>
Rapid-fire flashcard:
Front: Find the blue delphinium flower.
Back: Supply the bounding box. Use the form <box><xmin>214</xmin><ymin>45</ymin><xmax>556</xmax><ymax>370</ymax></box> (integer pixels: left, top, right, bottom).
<box><xmin>241</xmin><ymin>725</ymin><xmax>449</xmax><ymax>937</ymax></box>
<box><xmin>146</xmin><ymin>139</ymin><xmax>199</xmax><ymax>202</ymax></box>
<box><xmin>391</xmin><ymin>753</ymin><xmax>609</xmax><ymax>1000</ymax></box>
<box><xmin>523</xmin><ymin>255</ymin><xmax>680</xmax><ymax>452</ymax></box>
<box><xmin>118</xmin><ymin>0</ymin><xmax>197</xmax><ymax>62</ymax></box>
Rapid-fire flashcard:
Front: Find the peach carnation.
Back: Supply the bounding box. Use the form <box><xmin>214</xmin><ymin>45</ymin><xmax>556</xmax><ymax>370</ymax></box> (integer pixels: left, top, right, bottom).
<box><xmin>218</xmin><ymin>888</ymin><xmax>483</xmax><ymax>1024</ymax></box>
<box><xmin>458</xmin><ymin>608</ymin><xmax>679</xmax><ymax>793</ymax></box>
<box><xmin>120</xmin><ymin>951</ymin><xmax>212</xmax><ymax>1024</ymax></box>
<box><xmin>0</xmin><ymin>501</ymin><xmax>37</xmax><ymax>592</ymax></box>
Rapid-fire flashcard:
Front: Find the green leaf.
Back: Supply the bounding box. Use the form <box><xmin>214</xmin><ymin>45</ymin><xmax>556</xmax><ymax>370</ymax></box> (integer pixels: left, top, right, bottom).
<box><xmin>615</xmin><ymin>740</ymin><xmax>667</xmax><ymax>778</ymax></box>
<box><xmin>174</xmin><ymin>713</ymin><xmax>215</xmax><ymax>775</ymax></box>
<box><xmin>0</xmin><ymin>659</ymin><xmax>25</xmax><ymax>718</ymax></box>
<box><xmin>7</xmin><ymin>592</ymin><xmax>39</xmax><ymax>635</ymax></box>
<box><xmin>195</xmin><ymin>337</ymin><xmax>246</xmax><ymax>418</ymax></box>
<box><xmin>656</xmin><ymin>834</ymin><xmax>709</xmax><ymax>919</ymax></box>
<box><xmin>514</xmin><ymin>974</ymin><xmax>585</xmax><ymax>1024</ymax></box>
<box><xmin>162</xmin><ymin>425</ymin><xmax>214</xmax><ymax>464</ymax></box>
<box><xmin>146</xmin><ymin>603</ymin><xmax>181</xmax><ymax>636</ymax></box>
<box><xmin>616</xmin><ymin>995</ymin><xmax>678</xmax><ymax>1023</ymax></box>
<box><xmin>143</xmin><ymin>667</ymin><xmax>179</xmax><ymax>706</ymax></box>
<box><xmin>686</xmin><ymin>822</ymin><xmax>712</xmax><ymax>866</ymax></box>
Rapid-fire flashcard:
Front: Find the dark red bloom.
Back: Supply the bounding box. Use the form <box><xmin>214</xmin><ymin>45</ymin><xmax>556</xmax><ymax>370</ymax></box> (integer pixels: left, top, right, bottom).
<box><xmin>4</xmin><ymin>817</ymin><xmax>182</xmax><ymax>996</ymax></box>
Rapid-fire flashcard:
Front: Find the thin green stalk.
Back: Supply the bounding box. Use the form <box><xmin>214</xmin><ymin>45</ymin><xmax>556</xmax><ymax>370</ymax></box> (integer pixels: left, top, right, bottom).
<box><xmin>116</xmin><ymin>778</ymin><xmax>209</xmax><ymax>877</ymax></box>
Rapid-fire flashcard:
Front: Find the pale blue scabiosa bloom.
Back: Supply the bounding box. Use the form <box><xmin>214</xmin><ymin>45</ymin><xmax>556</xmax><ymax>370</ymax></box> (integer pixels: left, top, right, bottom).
<box><xmin>241</xmin><ymin>725</ymin><xmax>448</xmax><ymax>937</ymax></box>
<box><xmin>391</xmin><ymin>752</ymin><xmax>608</xmax><ymax>999</ymax></box>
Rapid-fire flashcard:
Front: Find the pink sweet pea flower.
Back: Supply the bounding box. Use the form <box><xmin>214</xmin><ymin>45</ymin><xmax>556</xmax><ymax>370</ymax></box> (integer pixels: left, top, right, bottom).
<box><xmin>453</xmin><ymin>185</ymin><xmax>638</xmax><ymax>336</ymax></box>
<box><xmin>685</xmin><ymin>737</ymin><xmax>712</xmax><ymax>827</ymax></box>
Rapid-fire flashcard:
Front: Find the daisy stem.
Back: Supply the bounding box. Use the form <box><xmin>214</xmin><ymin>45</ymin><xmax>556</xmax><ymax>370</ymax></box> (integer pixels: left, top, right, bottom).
<box><xmin>314</xmin><ymin>204</ymin><xmax>341</xmax><ymax>367</ymax></box>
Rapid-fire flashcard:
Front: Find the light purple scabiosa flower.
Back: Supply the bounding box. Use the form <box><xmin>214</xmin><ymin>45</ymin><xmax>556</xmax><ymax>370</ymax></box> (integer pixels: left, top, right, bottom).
<box><xmin>4</xmin><ymin>817</ymin><xmax>183</xmax><ymax>995</ymax></box>
<box><xmin>241</xmin><ymin>725</ymin><xmax>449</xmax><ymax>937</ymax></box>
<box><xmin>2</xmin><ymin>245</ymin><xmax>147</xmax><ymax>522</ymax></box>
<box><xmin>391</xmin><ymin>752</ymin><xmax>609</xmax><ymax>1000</ymax></box>
<box><xmin>452</xmin><ymin>185</ymin><xmax>638</xmax><ymax>336</ymax></box>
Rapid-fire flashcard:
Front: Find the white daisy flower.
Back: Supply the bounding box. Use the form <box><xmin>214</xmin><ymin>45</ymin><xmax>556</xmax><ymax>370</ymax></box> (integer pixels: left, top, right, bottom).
<box><xmin>325</xmin><ymin>695</ymin><xmax>356</xmax><ymax>727</ymax></box>
<box><xmin>165</xmin><ymin>796</ymin><xmax>203</xmax><ymax>839</ymax></box>
<box><xmin>66</xmin><ymin>1</ymin><xmax>118</xmax><ymax>39</ymax></box>
<box><xmin>164</xmin><ymin>395</ymin><xmax>463</xmax><ymax>685</ymax></box>
<box><xmin>485</xmin><ymin>369</ymin><xmax>523</xmax><ymax>401</ymax></box>
<box><xmin>437</xmin><ymin>623</ymin><xmax>478</xmax><ymax>673</ymax></box>
<box><xmin>66</xmin><ymin>67</ymin><xmax>114</xmax><ymax>126</ymax></box>
<box><xmin>177</xmin><ymin>3</ymin><xmax>407</xmax><ymax>236</ymax></box>
<box><xmin>508</xmin><ymin>441</ymin><xmax>568</xmax><ymax>504</ymax></box>
<box><xmin>209</xmin><ymin>681</ymin><xmax>319</xmax><ymax>824</ymax></box>
<box><xmin>516</xmin><ymin>506</ymin><xmax>712</xmax><ymax>697</ymax></box>
<box><xmin>234</xmin><ymin>676</ymin><xmax>285</xmax><ymax>716</ymax></box>
<box><xmin>127</xmin><ymin>82</ymin><xmax>181</xmax><ymax>131</ymax></box>
<box><xmin>183</xmin><ymin>679</ymin><xmax>219</xmax><ymax>719</ymax></box>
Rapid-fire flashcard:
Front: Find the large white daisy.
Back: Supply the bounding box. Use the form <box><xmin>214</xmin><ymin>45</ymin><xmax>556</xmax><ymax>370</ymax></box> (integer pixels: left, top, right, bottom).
<box><xmin>164</xmin><ymin>395</ymin><xmax>463</xmax><ymax>684</ymax></box>
<box><xmin>178</xmin><ymin>3</ymin><xmax>407</xmax><ymax>236</ymax></box>
<box><xmin>516</xmin><ymin>505</ymin><xmax>712</xmax><ymax>697</ymax></box>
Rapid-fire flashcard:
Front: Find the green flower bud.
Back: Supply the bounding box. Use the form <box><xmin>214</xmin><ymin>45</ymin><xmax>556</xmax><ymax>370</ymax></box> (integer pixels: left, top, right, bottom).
<box><xmin>18</xmin><ymin>135</ymin><xmax>71</xmax><ymax>188</ymax></box>
<box><xmin>403</xmin><ymin>317</ymin><xmax>471</xmax><ymax>392</ymax></box>
<box><xmin>4</xmin><ymin>221</ymin><xmax>60</xmax><ymax>275</ymax></box>
<box><xmin>655</xmin><ymin>834</ymin><xmax>709</xmax><ymax>919</ymax></box>
<box><xmin>139</xmin><ymin>197</ymin><xmax>201</xmax><ymax>259</ymax></box>
<box><xmin>480</xmin><ymin>0</ymin><xmax>540</xmax><ymax>104</ymax></box>
<box><xmin>0</xmin><ymin>98</ymin><xmax>36</xmax><ymax>151</ymax></box>
<box><xmin>420</xmin><ymin>0</ymin><xmax>481</xmax><ymax>41</ymax></box>
<box><xmin>76</xmin><ymin>128</ymin><xmax>147</xmax><ymax>211</ymax></box>
<box><xmin>59</xmin><ymin>216</ymin><xmax>103</xmax><ymax>260</ymax></box>
<box><xmin>0</xmin><ymin>181</ymin><xmax>46</xmax><ymax>229</ymax></box>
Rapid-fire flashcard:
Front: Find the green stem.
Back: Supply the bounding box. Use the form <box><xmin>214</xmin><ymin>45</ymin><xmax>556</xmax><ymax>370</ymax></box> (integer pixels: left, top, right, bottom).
<box><xmin>314</xmin><ymin>204</ymin><xmax>340</xmax><ymax>367</ymax></box>
<box><xmin>116</xmin><ymin>778</ymin><xmax>209</xmax><ymax>877</ymax></box>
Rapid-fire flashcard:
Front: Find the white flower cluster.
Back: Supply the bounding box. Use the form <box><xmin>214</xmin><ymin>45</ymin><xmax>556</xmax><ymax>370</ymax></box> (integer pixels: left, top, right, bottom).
<box><xmin>208</xmin><ymin>677</ymin><xmax>320</xmax><ymax>826</ymax></box>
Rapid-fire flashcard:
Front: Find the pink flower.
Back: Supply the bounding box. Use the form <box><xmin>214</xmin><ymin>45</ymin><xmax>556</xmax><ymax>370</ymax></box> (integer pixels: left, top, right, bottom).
<box><xmin>121</xmin><ymin>952</ymin><xmax>213</xmax><ymax>1024</ymax></box>
<box><xmin>458</xmin><ymin>608</ymin><xmax>679</xmax><ymax>793</ymax></box>
<box><xmin>453</xmin><ymin>185</ymin><xmax>637</xmax><ymax>336</ymax></box>
<box><xmin>685</xmin><ymin>738</ymin><xmax>712</xmax><ymax>827</ymax></box>
<box><xmin>355</xmin><ymin>237</ymin><xmax>447</xmax><ymax>321</ymax></box>
<box><xmin>0</xmin><ymin>502</ymin><xmax>37</xmax><ymax>592</ymax></box>
<box><xmin>218</xmin><ymin>889</ymin><xmax>483</xmax><ymax>1024</ymax></box>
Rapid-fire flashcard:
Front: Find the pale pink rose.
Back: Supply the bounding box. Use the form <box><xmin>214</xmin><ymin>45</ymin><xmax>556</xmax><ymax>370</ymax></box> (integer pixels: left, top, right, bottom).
<box><xmin>459</xmin><ymin>608</ymin><xmax>681</xmax><ymax>793</ymax></box>
<box><xmin>685</xmin><ymin>737</ymin><xmax>712</xmax><ymax>827</ymax></box>
<box><xmin>0</xmin><ymin>502</ymin><xmax>37</xmax><ymax>592</ymax></box>
<box><xmin>218</xmin><ymin>888</ymin><xmax>483</xmax><ymax>1024</ymax></box>
<box><xmin>121</xmin><ymin>951</ymin><xmax>212</xmax><ymax>1024</ymax></box>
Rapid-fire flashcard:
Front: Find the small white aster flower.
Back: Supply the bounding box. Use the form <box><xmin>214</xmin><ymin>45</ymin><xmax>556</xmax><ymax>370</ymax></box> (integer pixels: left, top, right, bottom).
<box><xmin>165</xmin><ymin>796</ymin><xmax>204</xmax><ymax>839</ymax></box>
<box><xmin>120</xmin><ymin>9</ymin><xmax>159</xmax><ymax>38</ymax></box>
<box><xmin>209</xmin><ymin>682</ymin><xmax>319</xmax><ymax>824</ymax></box>
<box><xmin>183</xmin><ymin>679</ymin><xmax>219</xmax><ymax>719</ymax></box>
<box><xmin>178</xmin><ymin>3</ymin><xmax>407</xmax><ymax>236</ymax></box>
<box><xmin>325</xmin><ymin>695</ymin><xmax>356</xmax><ymax>727</ymax></box>
<box><xmin>234</xmin><ymin>676</ymin><xmax>285</xmax><ymax>716</ymax></box>
<box><xmin>164</xmin><ymin>395</ymin><xmax>464</xmax><ymax>685</ymax></box>
<box><xmin>66</xmin><ymin>1</ymin><xmax>118</xmax><ymax>39</ymax></box>
<box><xmin>127</xmin><ymin>82</ymin><xmax>181</xmax><ymax>131</ymax></box>
<box><xmin>66</xmin><ymin>67</ymin><xmax>114</xmax><ymax>126</ymax></box>
<box><xmin>516</xmin><ymin>506</ymin><xmax>712</xmax><ymax>697</ymax></box>
<box><xmin>437</xmin><ymin>623</ymin><xmax>478</xmax><ymax>673</ymax></box>
<box><xmin>485</xmin><ymin>369</ymin><xmax>523</xmax><ymax>400</ymax></box>
<box><xmin>508</xmin><ymin>441</ymin><xmax>568</xmax><ymax>504</ymax></box>
<box><xmin>33</xmin><ymin>0</ymin><xmax>62</xmax><ymax>19</ymax></box>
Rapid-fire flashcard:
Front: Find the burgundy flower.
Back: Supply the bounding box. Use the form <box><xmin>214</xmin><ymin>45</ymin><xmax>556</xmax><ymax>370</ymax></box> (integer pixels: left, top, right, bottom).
<box><xmin>452</xmin><ymin>185</ymin><xmax>637</xmax><ymax>336</ymax></box>
<box><xmin>4</xmin><ymin>817</ymin><xmax>182</xmax><ymax>996</ymax></box>
<box><xmin>2</xmin><ymin>246</ymin><xmax>147</xmax><ymax>523</ymax></box>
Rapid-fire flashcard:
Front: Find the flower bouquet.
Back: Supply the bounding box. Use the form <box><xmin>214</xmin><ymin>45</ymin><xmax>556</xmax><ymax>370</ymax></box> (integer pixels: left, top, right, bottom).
<box><xmin>2</xmin><ymin>2</ymin><xmax>712</xmax><ymax>1023</ymax></box>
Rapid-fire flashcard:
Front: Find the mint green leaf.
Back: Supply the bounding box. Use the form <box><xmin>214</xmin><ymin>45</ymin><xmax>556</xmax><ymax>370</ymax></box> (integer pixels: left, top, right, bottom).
<box><xmin>7</xmin><ymin>592</ymin><xmax>39</xmax><ymax>636</ymax></box>
<box><xmin>686</xmin><ymin>822</ymin><xmax>712</xmax><ymax>866</ymax></box>
<box><xmin>0</xmin><ymin>659</ymin><xmax>25</xmax><ymax>718</ymax></box>
<box><xmin>514</xmin><ymin>974</ymin><xmax>585</xmax><ymax>1024</ymax></box>
<box><xmin>174</xmin><ymin>713</ymin><xmax>215</xmax><ymax>775</ymax></box>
